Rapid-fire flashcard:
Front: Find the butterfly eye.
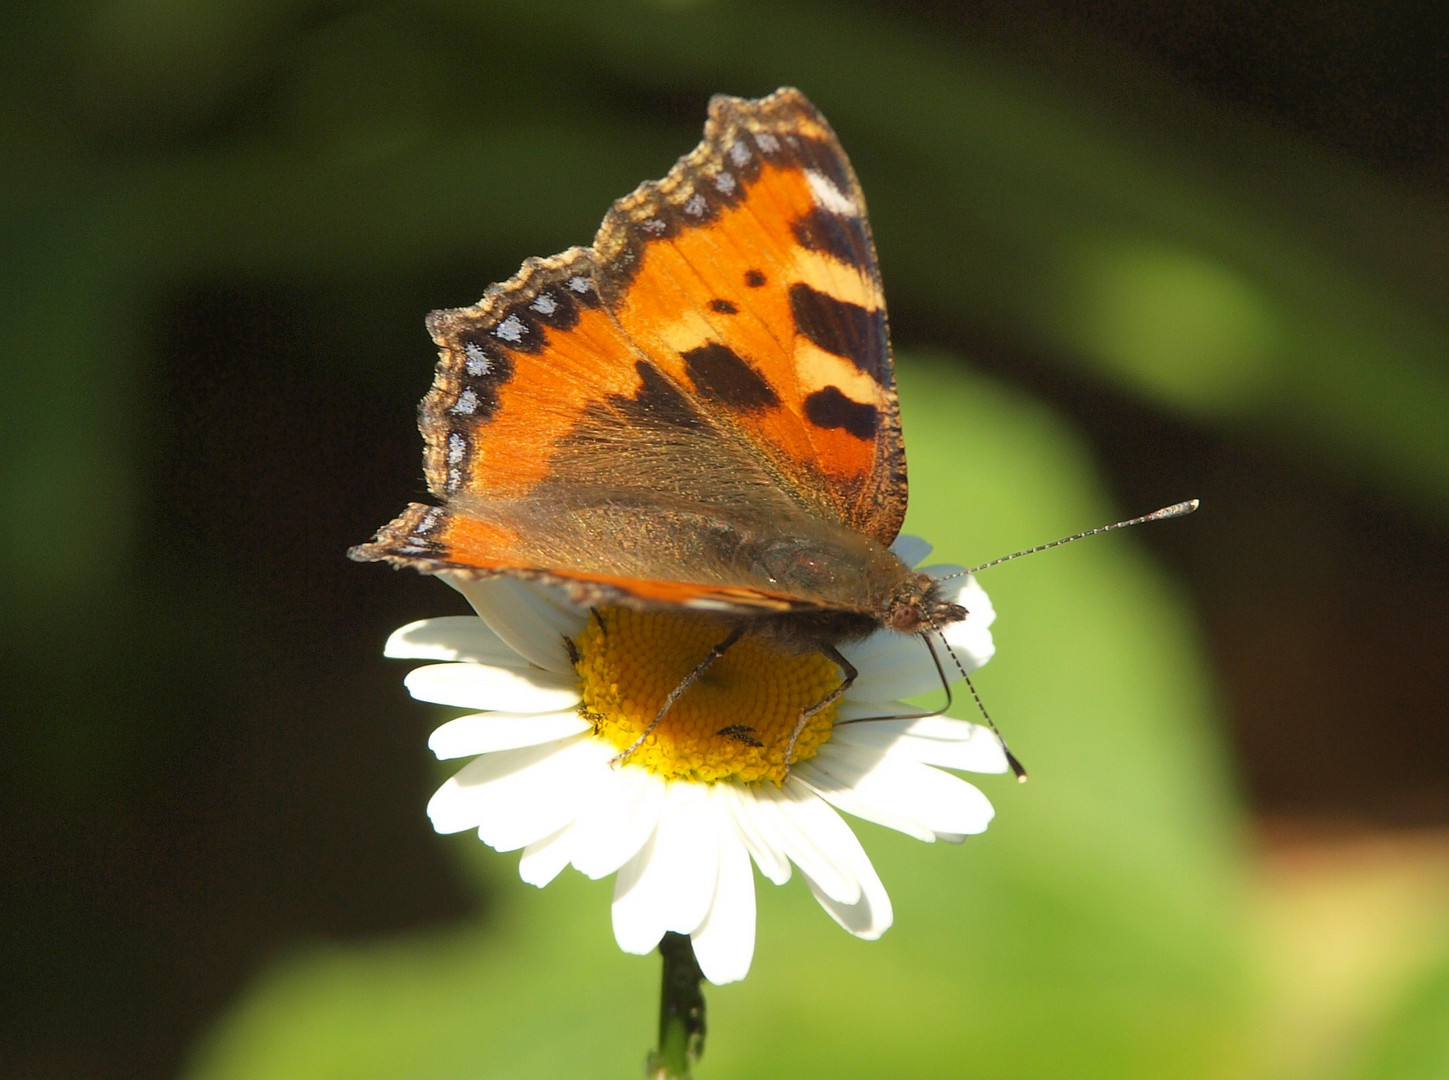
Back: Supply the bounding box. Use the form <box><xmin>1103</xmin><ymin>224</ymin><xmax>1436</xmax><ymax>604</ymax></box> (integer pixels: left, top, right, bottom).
<box><xmin>886</xmin><ymin>599</ymin><xmax>927</xmax><ymax>634</ymax></box>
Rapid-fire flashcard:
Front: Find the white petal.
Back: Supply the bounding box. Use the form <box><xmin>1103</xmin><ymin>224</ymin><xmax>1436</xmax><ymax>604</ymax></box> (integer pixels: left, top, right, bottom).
<box><xmin>446</xmin><ymin>575</ymin><xmax>584</xmax><ymax>673</ymax></box>
<box><xmin>805</xmin><ymin>833</ymin><xmax>893</xmax><ymax>940</ymax></box>
<box><xmin>427</xmin><ymin>741</ymin><xmax>557</xmax><ymax>833</ymax></box>
<box><xmin>792</xmin><ymin>760</ymin><xmax>935</xmax><ymax>842</ymax></box>
<box><xmin>428</xmin><ymin>711</ymin><xmax>592</xmax><ymax>759</ymax></box>
<box><xmin>890</xmin><ymin>534</ymin><xmax>932</xmax><ymax>566</ymax></box>
<box><xmin>940</xmin><ymin>624</ymin><xmax>995</xmax><ymax>674</ymax></box>
<box><xmin>938</xmin><ymin>576</ymin><xmax>997</xmax><ymax>669</ymax></box>
<box><xmin>425</xmin><ymin>736</ymin><xmax>588</xmax><ymax>840</ymax></box>
<box><xmin>811</xmin><ymin>741</ymin><xmax>996</xmax><ymax>838</ymax></box>
<box><xmin>777</xmin><ymin>791</ymin><xmax>894</xmax><ymax>939</ymax></box>
<box><xmin>839</xmin><ymin>630</ymin><xmax>946</xmax><ymax>703</ymax></box>
<box><xmin>751</xmin><ymin>784</ymin><xmax>859</xmax><ymax>905</ymax></box>
<box><xmin>654</xmin><ymin>784</ymin><xmax>720</xmax><ymax>934</ymax></box>
<box><xmin>404</xmin><ymin>662</ymin><xmax>579</xmax><ymax>713</ymax></box>
<box><xmin>718</xmin><ymin>782</ymin><xmax>791</xmax><ymax>885</ymax></box>
<box><xmin>384</xmin><ymin>617</ymin><xmax>526</xmax><ymax>666</ymax></box>
<box><xmin>833</xmin><ymin>715</ymin><xmax>1010</xmax><ymax>774</ymax></box>
<box><xmin>690</xmin><ymin>790</ymin><xmax>757</xmax><ymax>985</ymax></box>
<box><xmin>570</xmin><ymin>765</ymin><xmax>669</xmax><ymax>880</ymax></box>
<box><xmin>611</xmin><ymin>835</ymin><xmax>662</xmax><ymax>955</ymax></box>
<box><xmin>471</xmin><ymin>739</ymin><xmax>602</xmax><ymax>851</ymax></box>
<box><xmin>833</xmin><ymin>699</ymin><xmax>912</xmax><ymax>723</ymax></box>
<box><xmin>518</xmin><ymin>826</ymin><xmax>575</xmax><ymax>887</ymax></box>
<box><xmin>611</xmin><ymin>782</ymin><xmax>719</xmax><ymax>953</ymax></box>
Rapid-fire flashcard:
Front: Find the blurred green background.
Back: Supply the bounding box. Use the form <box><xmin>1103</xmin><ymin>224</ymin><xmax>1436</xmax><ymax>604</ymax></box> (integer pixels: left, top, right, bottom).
<box><xmin>5</xmin><ymin>2</ymin><xmax>1448</xmax><ymax>1078</ymax></box>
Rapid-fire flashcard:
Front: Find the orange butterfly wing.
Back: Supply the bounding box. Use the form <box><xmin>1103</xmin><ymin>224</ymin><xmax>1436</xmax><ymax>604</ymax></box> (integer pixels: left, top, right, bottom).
<box><xmin>592</xmin><ymin>89</ymin><xmax>905</xmax><ymax>544</ymax></box>
<box><xmin>352</xmin><ymin>88</ymin><xmax>907</xmax><ymax>616</ymax></box>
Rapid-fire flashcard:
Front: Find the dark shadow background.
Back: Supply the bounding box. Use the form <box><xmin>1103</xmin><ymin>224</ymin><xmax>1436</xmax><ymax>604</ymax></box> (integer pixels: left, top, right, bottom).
<box><xmin>3</xmin><ymin>2</ymin><xmax>1446</xmax><ymax>1077</ymax></box>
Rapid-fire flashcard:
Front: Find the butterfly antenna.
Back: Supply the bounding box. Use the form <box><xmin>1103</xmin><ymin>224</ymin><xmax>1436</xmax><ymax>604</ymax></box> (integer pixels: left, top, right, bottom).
<box><xmin>922</xmin><ymin>500</ymin><xmax>1197</xmax><ymax>778</ymax></box>
<box><xmin>925</xmin><ymin>623</ymin><xmax>1028</xmax><ymax>783</ymax></box>
<box><xmin>937</xmin><ymin>499</ymin><xmax>1200</xmax><ymax>580</ymax></box>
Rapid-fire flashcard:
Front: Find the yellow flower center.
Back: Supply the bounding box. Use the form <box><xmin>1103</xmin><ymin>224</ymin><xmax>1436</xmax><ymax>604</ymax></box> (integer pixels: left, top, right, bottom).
<box><xmin>573</xmin><ymin>607</ymin><xmax>843</xmax><ymax>785</ymax></box>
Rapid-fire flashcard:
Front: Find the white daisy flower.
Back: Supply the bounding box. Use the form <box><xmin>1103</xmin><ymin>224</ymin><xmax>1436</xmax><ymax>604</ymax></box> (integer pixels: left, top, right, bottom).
<box><xmin>385</xmin><ymin>538</ymin><xmax>1007</xmax><ymax>985</ymax></box>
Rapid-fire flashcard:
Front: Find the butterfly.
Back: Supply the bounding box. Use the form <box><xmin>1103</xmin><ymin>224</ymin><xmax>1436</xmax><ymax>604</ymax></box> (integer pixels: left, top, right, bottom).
<box><xmin>351</xmin><ymin>87</ymin><xmax>971</xmax><ymax>760</ymax></box>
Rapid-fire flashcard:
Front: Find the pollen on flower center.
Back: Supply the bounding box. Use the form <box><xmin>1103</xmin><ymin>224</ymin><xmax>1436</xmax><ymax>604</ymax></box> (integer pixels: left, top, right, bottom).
<box><xmin>573</xmin><ymin>607</ymin><xmax>843</xmax><ymax>785</ymax></box>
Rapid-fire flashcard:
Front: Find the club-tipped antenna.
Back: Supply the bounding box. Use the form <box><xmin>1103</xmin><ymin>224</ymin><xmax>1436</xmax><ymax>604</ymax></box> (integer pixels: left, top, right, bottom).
<box><xmin>938</xmin><ymin>499</ymin><xmax>1199</xmax><ymax>579</ymax></box>
<box><xmin>921</xmin><ymin>499</ymin><xmax>1198</xmax><ymax>779</ymax></box>
<box><xmin>963</xmin><ymin>671</ymin><xmax>1027</xmax><ymax>782</ymax></box>
<box><xmin>924</xmin><ymin>623</ymin><xmax>1028</xmax><ymax>782</ymax></box>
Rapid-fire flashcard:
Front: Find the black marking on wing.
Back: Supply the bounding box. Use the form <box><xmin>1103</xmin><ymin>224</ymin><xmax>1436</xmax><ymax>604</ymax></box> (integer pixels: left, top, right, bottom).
<box><xmin>703</xmin><ymin>166</ymin><xmax>747</xmax><ymax>209</ymax></box>
<box><xmin>485</xmin><ymin>302</ymin><xmax>546</xmax><ymax>355</ymax></box>
<box><xmin>613</xmin><ymin>360</ymin><xmax>706</xmax><ymax>430</ymax></box>
<box><xmin>522</xmin><ymin>287</ymin><xmax>581</xmax><ymax>332</ymax></box>
<box><xmin>561</xmin><ymin>271</ymin><xmax>604</xmax><ymax>309</ymax></box>
<box><xmin>804</xmin><ymin>386</ymin><xmax>879</xmax><ymax>440</ymax></box>
<box><xmin>450</xmin><ymin>332</ymin><xmax>516</xmax><ymax>422</ymax></box>
<box><xmin>744</xmin><ymin>269</ymin><xmax>767</xmax><ymax>288</ymax></box>
<box><xmin>635</xmin><ymin>212</ymin><xmax>680</xmax><ymax>244</ymax></box>
<box><xmin>802</xmin><ymin>136</ymin><xmax>859</xmax><ymax>200</ymax></box>
<box><xmin>791</xmin><ymin>207</ymin><xmax>870</xmax><ymax>272</ymax></box>
<box><xmin>679</xmin><ymin>187</ymin><xmax>722</xmax><ymax>226</ymax></box>
<box><xmin>721</xmin><ymin>132</ymin><xmax>765</xmax><ymax>185</ymax></box>
<box><xmin>788</xmin><ymin>283</ymin><xmax>885</xmax><ymax>379</ymax></box>
<box><xmin>682</xmin><ymin>343</ymin><xmax>781</xmax><ymax>413</ymax></box>
<box><xmin>440</xmin><ymin>430</ymin><xmax>472</xmax><ymax>494</ymax></box>
<box><xmin>708</xmin><ymin>298</ymin><xmax>738</xmax><ymax>314</ymax></box>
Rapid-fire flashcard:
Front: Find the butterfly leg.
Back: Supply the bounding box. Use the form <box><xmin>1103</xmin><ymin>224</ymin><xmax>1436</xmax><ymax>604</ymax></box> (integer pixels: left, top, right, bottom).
<box><xmin>782</xmin><ymin>644</ymin><xmax>858</xmax><ymax>780</ymax></box>
<box><xmin>614</xmin><ymin>625</ymin><xmax>745</xmax><ymax>766</ymax></box>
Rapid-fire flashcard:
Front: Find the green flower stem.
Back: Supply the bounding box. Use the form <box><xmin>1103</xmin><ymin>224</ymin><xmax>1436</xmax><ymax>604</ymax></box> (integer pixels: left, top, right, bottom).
<box><xmin>647</xmin><ymin>932</ymin><xmax>706</xmax><ymax>1079</ymax></box>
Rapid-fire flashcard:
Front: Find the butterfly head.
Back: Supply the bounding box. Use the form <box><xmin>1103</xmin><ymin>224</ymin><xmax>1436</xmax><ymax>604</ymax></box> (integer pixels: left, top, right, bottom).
<box><xmin>883</xmin><ymin>572</ymin><xmax>967</xmax><ymax>635</ymax></box>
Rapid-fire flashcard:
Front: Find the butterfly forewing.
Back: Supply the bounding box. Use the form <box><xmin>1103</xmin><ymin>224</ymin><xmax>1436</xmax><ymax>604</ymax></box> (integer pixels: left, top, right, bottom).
<box><xmin>594</xmin><ymin>90</ymin><xmax>906</xmax><ymax>546</ymax></box>
<box><xmin>352</xmin><ymin>88</ymin><xmax>911</xmax><ymax>619</ymax></box>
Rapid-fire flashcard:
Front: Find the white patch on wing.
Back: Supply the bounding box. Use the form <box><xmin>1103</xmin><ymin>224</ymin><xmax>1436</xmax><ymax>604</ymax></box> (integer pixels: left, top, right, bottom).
<box><xmin>494</xmin><ymin>314</ymin><xmax>527</xmax><ymax>343</ymax></box>
<box><xmin>805</xmin><ymin>169</ymin><xmax>859</xmax><ymax>217</ymax></box>
<box><xmin>447</xmin><ymin>432</ymin><xmax>468</xmax><ymax>466</ymax></box>
<box><xmin>463</xmin><ymin>342</ymin><xmax>493</xmax><ymax>376</ymax></box>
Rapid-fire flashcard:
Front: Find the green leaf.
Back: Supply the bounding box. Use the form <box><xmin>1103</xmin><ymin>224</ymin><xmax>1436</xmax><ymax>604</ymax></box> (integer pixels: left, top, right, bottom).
<box><xmin>1342</xmin><ymin>945</ymin><xmax>1449</xmax><ymax>1080</ymax></box>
